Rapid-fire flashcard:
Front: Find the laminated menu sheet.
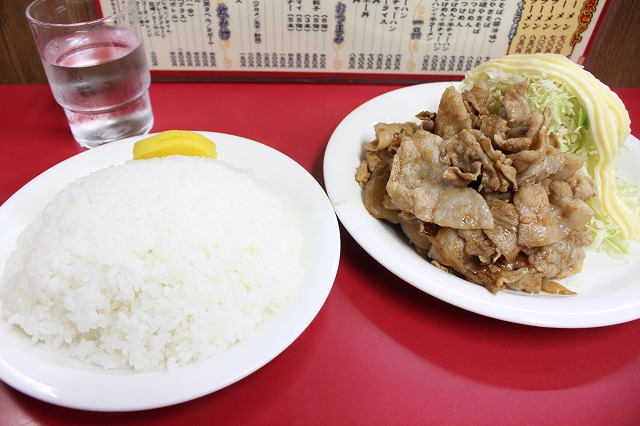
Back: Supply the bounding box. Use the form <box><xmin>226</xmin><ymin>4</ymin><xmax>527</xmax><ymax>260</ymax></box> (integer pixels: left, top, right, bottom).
<box><xmin>99</xmin><ymin>0</ymin><xmax>610</xmax><ymax>81</ymax></box>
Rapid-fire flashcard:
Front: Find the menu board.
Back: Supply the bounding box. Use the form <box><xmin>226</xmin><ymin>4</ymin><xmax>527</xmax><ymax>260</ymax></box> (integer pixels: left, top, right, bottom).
<box><xmin>99</xmin><ymin>0</ymin><xmax>610</xmax><ymax>81</ymax></box>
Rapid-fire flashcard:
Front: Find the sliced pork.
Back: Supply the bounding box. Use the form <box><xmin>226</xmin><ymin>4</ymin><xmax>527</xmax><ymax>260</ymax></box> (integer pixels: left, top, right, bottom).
<box><xmin>358</xmin><ymin>81</ymin><xmax>597</xmax><ymax>294</ymax></box>
<box><xmin>386</xmin><ymin>130</ymin><xmax>494</xmax><ymax>229</ymax></box>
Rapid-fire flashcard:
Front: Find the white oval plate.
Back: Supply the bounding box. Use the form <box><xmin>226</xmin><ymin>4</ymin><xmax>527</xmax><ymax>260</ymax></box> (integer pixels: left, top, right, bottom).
<box><xmin>0</xmin><ymin>132</ymin><xmax>340</xmax><ymax>411</ymax></box>
<box><xmin>324</xmin><ymin>82</ymin><xmax>640</xmax><ymax>329</ymax></box>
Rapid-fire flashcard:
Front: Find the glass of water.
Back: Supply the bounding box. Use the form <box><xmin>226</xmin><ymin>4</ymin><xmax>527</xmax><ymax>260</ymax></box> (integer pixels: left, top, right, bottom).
<box><xmin>26</xmin><ymin>0</ymin><xmax>154</xmax><ymax>148</ymax></box>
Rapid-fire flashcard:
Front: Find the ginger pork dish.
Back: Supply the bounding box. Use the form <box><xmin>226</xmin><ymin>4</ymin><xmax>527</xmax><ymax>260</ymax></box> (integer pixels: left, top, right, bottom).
<box><xmin>356</xmin><ymin>54</ymin><xmax>637</xmax><ymax>295</ymax></box>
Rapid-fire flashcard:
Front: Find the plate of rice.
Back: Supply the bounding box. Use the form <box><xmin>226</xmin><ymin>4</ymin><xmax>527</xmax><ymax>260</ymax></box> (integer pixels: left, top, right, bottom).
<box><xmin>0</xmin><ymin>131</ymin><xmax>340</xmax><ymax>411</ymax></box>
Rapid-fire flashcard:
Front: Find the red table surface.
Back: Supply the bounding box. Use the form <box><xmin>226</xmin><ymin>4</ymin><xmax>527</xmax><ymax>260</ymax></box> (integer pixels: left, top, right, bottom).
<box><xmin>1</xmin><ymin>83</ymin><xmax>640</xmax><ymax>425</ymax></box>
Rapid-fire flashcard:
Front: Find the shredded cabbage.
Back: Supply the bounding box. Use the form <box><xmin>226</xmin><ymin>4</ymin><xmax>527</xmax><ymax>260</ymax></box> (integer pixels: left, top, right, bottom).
<box><xmin>466</xmin><ymin>71</ymin><xmax>588</xmax><ymax>154</ymax></box>
<box><xmin>588</xmin><ymin>176</ymin><xmax>640</xmax><ymax>255</ymax></box>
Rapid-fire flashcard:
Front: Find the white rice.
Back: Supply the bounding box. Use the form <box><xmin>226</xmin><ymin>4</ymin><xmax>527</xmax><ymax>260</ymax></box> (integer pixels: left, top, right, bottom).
<box><xmin>0</xmin><ymin>156</ymin><xmax>302</xmax><ymax>371</ymax></box>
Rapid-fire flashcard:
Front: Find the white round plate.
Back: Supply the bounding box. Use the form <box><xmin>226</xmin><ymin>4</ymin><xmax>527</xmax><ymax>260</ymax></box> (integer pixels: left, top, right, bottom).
<box><xmin>0</xmin><ymin>132</ymin><xmax>340</xmax><ymax>411</ymax></box>
<box><xmin>324</xmin><ymin>82</ymin><xmax>640</xmax><ymax>329</ymax></box>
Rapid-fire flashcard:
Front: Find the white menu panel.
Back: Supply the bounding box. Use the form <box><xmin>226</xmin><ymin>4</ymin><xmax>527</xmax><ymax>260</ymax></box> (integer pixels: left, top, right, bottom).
<box><xmin>100</xmin><ymin>0</ymin><xmax>608</xmax><ymax>79</ymax></box>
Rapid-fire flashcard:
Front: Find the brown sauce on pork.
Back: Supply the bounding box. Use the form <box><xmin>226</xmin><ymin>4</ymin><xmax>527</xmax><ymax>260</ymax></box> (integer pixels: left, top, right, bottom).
<box><xmin>356</xmin><ymin>82</ymin><xmax>596</xmax><ymax>294</ymax></box>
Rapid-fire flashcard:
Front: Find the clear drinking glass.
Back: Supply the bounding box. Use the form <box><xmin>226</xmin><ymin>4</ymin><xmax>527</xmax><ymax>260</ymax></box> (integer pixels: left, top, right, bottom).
<box><xmin>26</xmin><ymin>0</ymin><xmax>154</xmax><ymax>148</ymax></box>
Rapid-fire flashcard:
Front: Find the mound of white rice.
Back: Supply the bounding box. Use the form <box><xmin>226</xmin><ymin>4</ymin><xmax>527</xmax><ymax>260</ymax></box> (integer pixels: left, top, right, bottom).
<box><xmin>0</xmin><ymin>156</ymin><xmax>302</xmax><ymax>371</ymax></box>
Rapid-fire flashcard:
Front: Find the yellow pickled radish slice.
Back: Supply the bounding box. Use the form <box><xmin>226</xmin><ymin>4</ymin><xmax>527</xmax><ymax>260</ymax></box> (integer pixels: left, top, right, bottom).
<box><xmin>133</xmin><ymin>130</ymin><xmax>217</xmax><ymax>160</ymax></box>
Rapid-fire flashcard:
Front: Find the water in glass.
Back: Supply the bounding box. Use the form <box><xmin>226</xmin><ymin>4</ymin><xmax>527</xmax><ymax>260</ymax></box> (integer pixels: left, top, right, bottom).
<box><xmin>42</xmin><ymin>26</ymin><xmax>153</xmax><ymax>147</ymax></box>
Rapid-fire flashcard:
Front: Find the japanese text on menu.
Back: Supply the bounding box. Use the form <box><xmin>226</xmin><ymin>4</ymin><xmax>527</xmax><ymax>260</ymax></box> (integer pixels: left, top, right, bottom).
<box><xmin>102</xmin><ymin>0</ymin><xmax>606</xmax><ymax>77</ymax></box>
